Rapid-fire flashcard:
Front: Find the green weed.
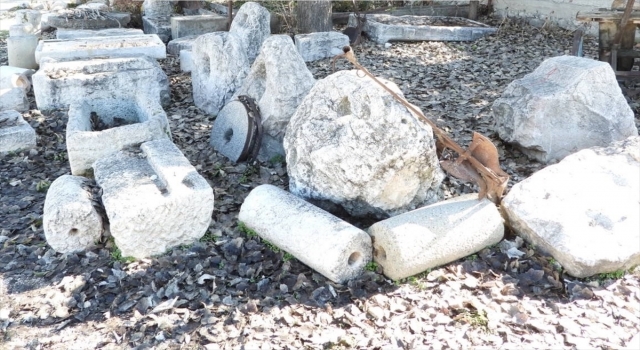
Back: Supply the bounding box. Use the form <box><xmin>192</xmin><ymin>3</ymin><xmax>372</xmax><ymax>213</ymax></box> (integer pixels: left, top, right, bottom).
<box><xmin>365</xmin><ymin>261</ymin><xmax>378</xmax><ymax>272</ymax></box>
<box><xmin>35</xmin><ymin>180</ymin><xmax>50</xmax><ymax>192</ymax></box>
<box><xmin>237</xmin><ymin>222</ymin><xmax>257</xmax><ymax>237</ymax></box>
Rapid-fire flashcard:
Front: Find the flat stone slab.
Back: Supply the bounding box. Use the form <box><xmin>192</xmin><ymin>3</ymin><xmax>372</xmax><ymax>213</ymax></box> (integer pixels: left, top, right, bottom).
<box><xmin>66</xmin><ymin>97</ymin><xmax>171</xmax><ymax>175</ymax></box>
<box><xmin>35</xmin><ymin>34</ymin><xmax>167</xmax><ymax>63</ymax></box>
<box><xmin>171</xmin><ymin>14</ymin><xmax>228</xmax><ymax>39</ymax></box>
<box><xmin>56</xmin><ymin>28</ymin><xmax>144</xmax><ymax>40</ymax></box>
<box><xmin>44</xmin><ymin>11</ymin><xmax>130</xmax><ymax>29</ymax></box>
<box><xmin>0</xmin><ymin>110</ymin><xmax>36</xmax><ymax>153</ymax></box>
<box><xmin>210</xmin><ymin>100</ymin><xmax>253</xmax><ymax>163</ymax></box>
<box><xmin>43</xmin><ymin>175</ymin><xmax>104</xmax><ymax>254</ymax></box>
<box><xmin>94</xmin><ymin>139</ymin><xmax>214</xmax><ymax>259</ymax></box>
<box><xmin>348</xmin><ymin>14</ymin><xmax>497</xmax><ymax>43</ymax></box>
<box><xmin>167</xmin><ymin>35</ymin><xmax>198</xmax><ymax>55</ymax></box>
<box><xmin>33</xmin><ymin>56</ymin><xmax>170</xmax><ymax>111</ymax></box>
<box><xmin>368</xmin><ymin>193</ymin><xmax>504</xmax><ymax>280</ymax></box>
<box><xmin>502</xmin><ymin>136</ymin><xmax>640</xmax><ymax>278</ymax></box>
<box><xmin>143</xmin><ymin>16</ymin><xmax>172</xmax><ymax>43</ymax></box>
<box><xmin>238</xmin><ymin>184</ymin><xmax>372</xmax><ymax>283</ymax></box>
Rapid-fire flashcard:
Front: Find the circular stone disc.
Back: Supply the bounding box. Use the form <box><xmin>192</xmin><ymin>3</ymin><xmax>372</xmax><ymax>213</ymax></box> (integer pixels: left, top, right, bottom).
<box><xmin>210</xmin><ymin>100</ymin><xmax>252</xmax><ymax>162</ymax></box>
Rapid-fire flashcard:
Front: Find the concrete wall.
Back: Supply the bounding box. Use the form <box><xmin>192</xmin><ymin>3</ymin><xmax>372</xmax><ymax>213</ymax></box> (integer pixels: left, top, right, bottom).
<box><xmin>493</xmin><ymin>0</ymin><xmax>611</xmax><ymax>34</ymax></box>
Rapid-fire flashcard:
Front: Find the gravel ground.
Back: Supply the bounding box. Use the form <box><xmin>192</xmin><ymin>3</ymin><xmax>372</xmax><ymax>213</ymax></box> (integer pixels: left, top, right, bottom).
<box><xmin>1</xmin><ymin>15</ymin><xmax>640</xmax><ymax>350</ymax></box>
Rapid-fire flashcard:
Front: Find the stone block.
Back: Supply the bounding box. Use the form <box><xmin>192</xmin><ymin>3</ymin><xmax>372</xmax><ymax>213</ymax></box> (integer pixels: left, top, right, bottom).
<box><xmin>238</xmin><ymin>184</ymin><xmax>372</xmax><ymax>283</ymax></box>
<box><xmin>35</xmin><ymin>34</ymin><xmax>166</xmax><ymax>64</ymax></box>
<box><xmin>7</xmin><ymin>35</ymin><xmax>39</xmax><ymax>69</ymax></box>
<box><xmin>294</xmin><ymin>32</ymin><xmax>349</xmax><ymax>62</ymax></box>
<box><xmin>0</xmin><ymin>110</ymin><xmax>36</xmax><ymax>153</ymax></box>
<box><xmin>284</xmin><ymin>70</ymin><xmax>444</xmax><ymax>218</ymax></box>
<box><xmin>143</xmin><ymin>16</ymin><xmax>172</xmax><ymax>43</ymax></box>
<box><xmin>0</xmin><ymin>88</ymin><xmax>29</xmax><ymax>112</ymax></box>
<box><xmin>179</xmin><ymin>49</ymin><xmax>194</xmax><ymax>72</ymax></box>
<box><xmin>33</xmin><ymin>56</ymin><xmax>170</xmax><ymax>112</ymax></box>
<box><xmin>493</xmin><ymin>56</ymin><xmax>638</xmax><ymax>163</ymax></box>
<box><xmin>56</xmin><ymin>28</ymin><xmax>144</xmax><ymax>40</ymax></box>
<box><xmin>94</xmin><ymin>139</ymin><xmax>214</xmax><ymax>259</ymax></box>
<box><xmin>142</xmin><ymin>0</ymin><xmax>174</xmax><ymax>18</ymax></box>
<box><xmin>0</xmin><ymin>66</ymin><xmax>33</xmax><ymax>91</ymax></box>
<box><xmin>43</xmin><ymin>175</ymin><xmax>104</xmax><ymax>254</ymax></box>
<box><xmin>229</xmin><ymin>2</ymin><xmax>271</xmax><ymax>62</ymax></box>
<box><xmin>167</xmin><ymin>35</ymin><xmax>198</xmax><ymax>55</ymax></box>
<box><xmin>502</xmin><ymin>136</ymin><xmax>640</xmax><ymax>278</ymax></box>
<box><xmin>171</xmin><ymin>14</ymin><xmax>228</xmax><ymax>39</ymax></box>
<box><xmin>367</xmin><ymin>194</ymin><xmax>504</xmax><ymax>280</ymax></box>
<box><xmin>14</xmin><ymin>9</ymin><xmax>42</xmax><ymax>32</ymax></box>
<box><xmin>66</xmin><ymin>96</ymin><xmax>171</xmax><ymax>175</ymax></box>
<box><xmin>348</xmin><ymin>14</ymin><xmax>497</xmax><ymax>44</ymax></box>
<box><xmin>44</xmin><ymin>11</ymin><xmax>130</xmax><ymax>29</ymax></box>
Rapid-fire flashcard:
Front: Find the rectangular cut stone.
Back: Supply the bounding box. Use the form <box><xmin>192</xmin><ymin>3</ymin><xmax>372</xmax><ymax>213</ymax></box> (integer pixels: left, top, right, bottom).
<box><xmin>238</xmin><ymin>184</ymin><xmax>372</xmax><ymax>283</ymax></box>
<box><xmin>44</xmin><ymin>12</ymin><xmax>130</xmax><ymax>29</ymax></box>
<box><xmin>143</xmin><ymin>16</ymin><xmax>172</xmax><ymax>43</ymax></box>
<box><xmin>167</xmin><ymin>35</ymin><xmax>198</xmax><ymax>55</ymax></box>
<box><xmin>367</xmin><ymin>194</ymin><xmax>504</xmax><ymax>280</ymax></box>
<box><xmin>0</xmin><ymin>110</ymin><xmax>36</xmax><ymax>153</ymax></box>
<box><xmin>33</xmin><ymin>56</ymin><xmax>170</xmax><ymax>112</ymax></box>
<box><xmin>94</xmin><ymin>139</ymin><xmax>214</xmax><ymax>259</ymax></box>
<box><xmin>56</xmin><ymin>28</ymin><xmax>144</xmax><ymax>40</ymax></box>
<box><xmin>0</xmin><ymin>88</ymin><xmax>29</xmax><ymax>112</ymax></box>
<box><xmin>180</xmin><ymin>50</ymin><xmax>194</xmax><ymax>72</ymax></box>
<box><xmin>170</xmin><ymin>15</ymin><xmax>228</xmax><ymax>39</ymax></box>
<box><xmin>66</xmin><ymin>96</ymin><xmax>171</xmax><ymax>175</ymax></box>
<box><xmin>294</xmin><ymin>32</ymin><xmax>349</xmax><ymax>62</ymax></box>
<box><xmin>35</xmin><ymin>35</ymin><xmax>166</xmax><ymax>64</ymax></box>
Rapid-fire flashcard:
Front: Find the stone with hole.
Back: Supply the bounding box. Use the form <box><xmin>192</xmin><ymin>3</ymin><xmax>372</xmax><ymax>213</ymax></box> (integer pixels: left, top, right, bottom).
<box><xmin>367</xmin><ymin>193</ymin><xmax>504</xmax><ymax>280</ymax></box>
<box><xmin>238</xmin><ymin>184</ymin><xmax>372</xmax><ymax>283</ymax></box>
<box><xmin>209</xmin><ymin>100</ymin><xmax>253</xmax><ymax>162</ymax></box>
<box><xmin>43</xmin><ymin>175</ymin><xmax>104</xmax><ymax>254</ymax></box>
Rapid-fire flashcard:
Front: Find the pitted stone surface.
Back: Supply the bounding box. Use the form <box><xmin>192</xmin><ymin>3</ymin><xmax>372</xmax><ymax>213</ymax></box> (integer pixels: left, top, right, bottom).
<box><xmin>210</xmin><ymin>100</ymin><xmax>251</xmax><ymax>162</ymax></box>
<box><xmin>66</xmin><ymin>96</ymin><xmax>171</xmax><ymax>175</ymax></box>
<box><xmin>43</xmin><ymin>175</ymin><xmax>104</xmax><ymax>254</ymax></box>
<box><xmin>238</xmin><ymin>184</ymin><xmax>372</xmax><ymax>283</ymax></box>
<box><xmin>229</xmin><ymin>2</ymin><xmax>271</xmax><ymax>63</ymax></box>
<box><xmin>94</xmin><ymin>139</ymin><xmax>214</xmax><ymax>259</ymax></box>
<box><xmin>33</xmin><ymin>56</ymin><xmax>170</xmax><ymax>111</ymax></box>
<box><xmin>0</xmin><ymin>110</ymin><xmax>36</xmax><ymax>153</ymax></box>
<box><xmin>284</xmin><ymin>70</ymin><xmax>444</xmax><ymax>218</ymax></box>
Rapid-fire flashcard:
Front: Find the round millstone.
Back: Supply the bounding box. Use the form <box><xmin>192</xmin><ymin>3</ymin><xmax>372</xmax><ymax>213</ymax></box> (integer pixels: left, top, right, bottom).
<box><xmin>210</xmin><ymin>100</ymin><xmax>253</xmax><ymax>162</ymax></box>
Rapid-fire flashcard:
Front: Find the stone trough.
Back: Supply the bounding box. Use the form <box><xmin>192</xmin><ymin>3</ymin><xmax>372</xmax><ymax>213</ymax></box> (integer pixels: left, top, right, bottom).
<box><xmin>348</xmin><ymin>14</ymin><xmax>496</xmax><ymax>44</ymax></box>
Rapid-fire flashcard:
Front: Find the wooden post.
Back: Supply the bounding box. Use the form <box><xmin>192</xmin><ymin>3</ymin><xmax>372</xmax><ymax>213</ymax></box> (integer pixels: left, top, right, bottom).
<box><xmin>469</xmin><ymin>0</ymin><xmax>479</xmax><ymax>20</ymax></box>
<box><xmin>599</xmin><ymin>21</ymin><xmax>617</xmax><ymax>64</ymax></box>
<box><xmin>227</xmin><ymin>0</ymin><xmax>233</xmax><ymax>31</ymax></box>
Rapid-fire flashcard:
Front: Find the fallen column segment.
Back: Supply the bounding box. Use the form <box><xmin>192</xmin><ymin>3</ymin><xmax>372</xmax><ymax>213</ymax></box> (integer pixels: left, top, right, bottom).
<box><xmin>238</xmin><ymin>184</ymin><xmax>372</xmax><ymax>284</ymax></box>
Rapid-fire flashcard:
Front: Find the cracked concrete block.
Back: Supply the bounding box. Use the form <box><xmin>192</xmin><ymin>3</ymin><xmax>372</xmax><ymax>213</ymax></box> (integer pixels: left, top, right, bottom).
<box><xmin>43</xmin><ymin>175</ymin><xmax>104</xmax><ymax>254</ymax></box>
<box><xmin>238</xmin><ymin>184</ymin><xmax>372</xmax><ymax>283</ymax></box>
<box><xmin>0</xmin><ymin>110</ymin><xmax>36</xmax><ymax>153</ymax></box>
<box><xmin>367</xmin><ymin>193</ymin><xmax>504</xmax><ymax>280</ymax></box>
<box><xmin>66</xmin><ymin>96</ymin><xmax>171</xmax><ymax>175</ymax></box>
<box><xmin>94</xmin><ymin>139</ymin><xmax>214</xmax><ymax>259</ymax></box>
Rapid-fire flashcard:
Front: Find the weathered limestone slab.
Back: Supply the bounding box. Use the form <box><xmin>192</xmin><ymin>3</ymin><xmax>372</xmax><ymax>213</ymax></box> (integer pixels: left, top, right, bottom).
<box><xmin>94</xmin><ymin>139</ymin><xmax>214</xmax><ymax>259</ymax></box>
<box><xmin>77</xmin><ymin>2</ymin><xmax>108</xmax><ymax>11</ymax></box>
<box><xmin>45</xmin><ymin>11</ymin><xmax>130</xmax><ymax>29</ymax></box>
<box><xmin>502</xmin><ymin>136</ymin><xmax>640</xmax><ymax>278</ymax></box>
<box><xmin>167</xmin><ymin>35</ymin><xmax>198</xmax><ymax>55</ymax></box>
<box><xmin>348</xmin><ymin>14</ymin><xmax>496</xmax><ymax>44</ymax></box>
<box><xmin>238</xmin><ymin>184</ymin><xmax>372</xmax><ymax>283</ymax></box>
<box><xmin>0</xmin><ymin>110</ymin><xmax>36</xmax><ymax>153</ymax></box>
<box><xmin>229</xmin><ymin>2</ymin><xmax>271</xmax><ymax>63</ymax></box>
<box><xmin>493</xmin><ymin>56</ymin><xmax>637</xmax><ymax>163</ymax></box>
<box><xmin>368</xmin><ymin>194</ymin><xmax>504</xmax><ymax>280</ymax></box>
<box><xmin>191</xmin><ymin>32</ymin><xmax>249</xmax><ymax>115</ymax></box>
<box><xmin>294</xmin><ymin>32</ymin><xmax>349</xmax><ymax>62</ymax></box>
<box><xmin>0</xmin><ymin>88</ymin><xmax>29</xmax><ymax>112</ymax></box>
<box><xmin>7</xmin><ymin>35</ymin><xmax>39</xmax><ymax>69</ymax></box>
<box><xmin>143</xmin><ymin>16</ymin><xmax>172</xmax><ymax>43</ymax></box>
<box><xmin>43</xmin><ymin>175</ymin><xmax>104</xmax><ymax>254</ymax></box>
<box><xmin>284</xmin><ymin>70</ymin><xmax>445</xmax><ymax>218</ymax></box>
<box><xmin>180</xmin><ymin>49</ymin><xmax>194</xmax><ymax>72</ymax></box>
<box><xmin>56</xmin><ymin>28</ymin><xmax>144</xmax><ymax>40</ymax></box>
<box><xmin>232</xmin><ymin>35</ymin><xmax>315</xmax><ymax>161</ymax></box>
<box><xmin>171</xmin><ymin>14</ymin><xmax>227</xmax><ymax>39</ymax></box>
<box><xmin>33</xmin><ymin>56</ymin><xmax>170</xmax><ymax>111</ymax></box>
<box><xmin>35</xmin><ymin>34</ymin><xmax>167</xmax><ymax>64</ymax></box>
<box><xmin>66</xmin><ymin>97</ymin><xmax>171</xmax><ymax>175</ymax></box>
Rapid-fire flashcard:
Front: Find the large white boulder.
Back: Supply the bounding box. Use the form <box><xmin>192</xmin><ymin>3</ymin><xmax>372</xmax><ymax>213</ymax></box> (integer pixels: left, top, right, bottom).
<box><xmin>43</xmin><ymin>175</ymin><xmax>104</xmax><ymax>254</ymax></box>
<box><xmin>502</xmin><ymin>136</ymin><xmax>640</xmax><ymax>278</ymax></box>
<box><xmin>191</xmin><ymin>32</ymin><xmax>249</xmax><ymax>115</ymax></box>
<box><xmin>94</xmin><ymin>139</ymin><xmax>214</xmax><ymax>259</ymax></box>
<box><xmin>368</xmin><ymin>193</ymin><xmax>504</xmax><ymax>280</ymax></box>
<box><xmin>493</xmin><ymin>56</ymin><xmax>637</xmax><ymax>164</ymax></box>
<box><xmin>229</xmin><ymin>2</ymin><xmax>271</xmax><ymax>63</ymax></box>
<box><xmin>284</xmin><ymin>70</ymin><xmax>444</xmax><ymax>218</ymax></box>
<box><xmin>232</xmin><ymin>35</ymin><xmax>315</xmax><ymax>160</ymax></box>
<box><xmin>33</xmin><ymin>56</ymin><xmax>170</xmax><ymax>112</ymax></box>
